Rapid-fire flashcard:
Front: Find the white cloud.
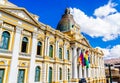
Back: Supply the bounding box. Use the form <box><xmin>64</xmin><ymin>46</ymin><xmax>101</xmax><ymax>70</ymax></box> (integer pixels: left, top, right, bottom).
<box><xmin>94</xmin><ymin>0</ymin><xmax>117</xmax><ymax>17</ymax></box>
<box><xmin>96</xmin><ymin>45</ymin><xmax>120</xmax><ymax>59</ymax></box>
<box><xmin>70</xmin><ymin>0</ymin><xmax>120</xmax><ymax>41</ymax></box>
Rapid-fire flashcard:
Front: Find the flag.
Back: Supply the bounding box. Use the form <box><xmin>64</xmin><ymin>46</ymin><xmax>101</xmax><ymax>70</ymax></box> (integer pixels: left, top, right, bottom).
<box><xmin>84</xmin><ymin>50</ymin><xmax>90</xmax><ymax>68</ymax></box>
<box><xmin>79</xmin><ymin>50</ymin><xmax>84</xmax><ymax>67</ymax></box>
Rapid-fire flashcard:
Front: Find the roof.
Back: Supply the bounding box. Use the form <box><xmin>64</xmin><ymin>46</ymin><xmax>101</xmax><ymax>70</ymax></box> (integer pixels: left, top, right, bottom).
<box><xmin>56</xmin><ymin>8</ymin><xmax>75</xmax><ymax>32</ymax></box>
<box><xmin>104</xmin><ymin>58</ymin><xmax>120</xmax><ymax>64</ymax></box>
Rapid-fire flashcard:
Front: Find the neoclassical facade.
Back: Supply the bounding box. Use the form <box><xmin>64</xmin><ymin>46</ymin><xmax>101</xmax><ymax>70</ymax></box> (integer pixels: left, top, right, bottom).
<box><xmin>0</xmin><ymin>0</ymin><xmax>106</xmax><ymax>83</ymax></box>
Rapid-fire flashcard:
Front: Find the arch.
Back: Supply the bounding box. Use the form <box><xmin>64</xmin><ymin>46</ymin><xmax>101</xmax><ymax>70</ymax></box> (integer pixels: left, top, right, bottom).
<box><xmin>49</xmin><ymin>45</ymin><xmax>53</xmax><ymax>58</ymax></box>
<box><xmin>59</xmin><ymin>48</ymin><xmax>62</xmax><ymax>59</ymax></box>
<box><xmin>48</xmin><ymin>67</ymin><xmax>52</xmax><ymax>83</ymax></box>
<box><xmin>0</xmin><ymin>31</ymin><xmax>10</xmax><ymax>49</ymax></box>
<box><xmin>21</xmin><ymin>37</ymin><xmax>28</xmax><ymax>53</ymax></box>
<box><xmin>37</xmin><ymin>41</ymin><xmax>42</xmax><ymax>55</ymax></box>
<box><xmin>35</xmin><ymin>66</ymin><xmax>41</xmax><ymax>82</ymax></box>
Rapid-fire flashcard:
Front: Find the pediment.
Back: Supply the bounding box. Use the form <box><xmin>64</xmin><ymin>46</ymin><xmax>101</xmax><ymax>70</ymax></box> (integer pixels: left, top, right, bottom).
<box><xmin>81</xmin><ymin>38</ymin><xmax>91</xmax><ymax>47</ymax></box>
<box><xmin>0</xmin><ymin>7</ymin><xmax>39</xmax><ymax>25</ymax></box>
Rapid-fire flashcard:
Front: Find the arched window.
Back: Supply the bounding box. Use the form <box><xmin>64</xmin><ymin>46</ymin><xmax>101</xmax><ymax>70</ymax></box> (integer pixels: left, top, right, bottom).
<box><xmin>59</xmin><ymin>68</ymin><xmax>62</xmax><ymax>80</ymax></box>
<box><xmin>59</xmin><ymin>48</ymin><xmax>62</xmax><ymax>59</ymax></box>
<box><xmin>21</xmin><ymin>37</ymin><xmax>28</xmax><ymax>53</ymax></box>
<box><xmin>68</xmin><ymin>69</ymin><xmax>70</xmax><ymax>81</ymax></box>
<box><xmin>37</xmin><ymin>41</ymin><xmax>42</xmax><ymax>55</ymax></box>
<box><xmin>67</xmin><ymin>50</ymin><xmax>69</xmax><ymax>60</ymax></box>
<box><xmin>35</xmin><ymin>66</ymin><xmax>40</xmax><ymax>82</ymax></box>
<box><xmin>0</xmin><ymin>31</ymin><xmax>10</xmax><ymax>49</ymax></box>
<box><xmin>49</xmin><ymin>45</ymin><xmax>53</xmax><ymax>58</ymax></box>
<box><xmin>48</xmin><ymin>67</ymin><xmax>52</xmax><ymax>83</ymax></box>
<box><xmin>0</xmin><ymin>69</ymin><xmax>5</xmax><ymax>83</ymax></box>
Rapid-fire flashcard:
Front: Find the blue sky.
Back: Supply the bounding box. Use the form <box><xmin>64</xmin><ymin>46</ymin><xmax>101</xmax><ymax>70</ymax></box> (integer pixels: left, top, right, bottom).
<box><xmin>9</xmin><ymin>0</ymin><xmax>120</xmax><ymax>59</ymax></box>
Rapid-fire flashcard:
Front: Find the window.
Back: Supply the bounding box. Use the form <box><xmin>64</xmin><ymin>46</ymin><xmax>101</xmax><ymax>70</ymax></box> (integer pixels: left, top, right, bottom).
<box><xmin>59</xmin><ymin>68</ymin><xmax>62</xmax><ymax>80</ymax></box>
<box><xmin>35</xmin><ymin>66</ymin><xmax>40</xmax><ymax>82</ymax></box>
<box><xmin>48</xmin><ymin>67</ymin><xmax>52</xmax><ymax>83</ymax></box>
<box><xmin>68</xmin><ymin>69</ymin><xmax>70</xmax><ymax>81</ymax></box>
<box><xmin>59</xmin><ymin>48</ymin><xmax>62</xmax><ymax>59</ymax></box>
<box><xmin>17</xmin><ymin>69</ymin><xmax>25</xmax><ymax>83</ymax></box>
<box><xmin>0</xmin><ymin>69</ymin><xmax>5</xmax><ymax>83</ymax></box>
<box><xmin>49</xmin><ymin>45</ymin><xmax>53</xmax><ymax>58</ymax></box>
<box><xmin>0</xmin><ymin>31</ymin><xmax>10</xmax><ymax>49</ymax></box>
<box><xmin>21</xmin><ymin>37</ymin><xmax>28</xmax><ymax>53</ymax></box>
<box><xmin>67</xmin><ymin>50</ymin><xmax>69</xmax><ymax>60</ymax></box>
<box><xmin>37</xmin><ymin>41</ymin><xmax>42</xmax><ymax>55</ymax></box>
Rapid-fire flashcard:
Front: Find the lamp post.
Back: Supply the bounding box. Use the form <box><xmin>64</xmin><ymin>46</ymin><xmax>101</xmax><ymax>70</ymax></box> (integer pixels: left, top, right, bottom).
<box><xmin>105</xmin><ymin>64</ymin><xmax>112</xmax><ymax>83</ymax></box>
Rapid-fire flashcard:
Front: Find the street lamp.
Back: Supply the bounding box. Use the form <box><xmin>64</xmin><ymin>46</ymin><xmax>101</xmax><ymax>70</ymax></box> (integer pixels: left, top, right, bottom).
<box><xmin>105</xmin><ymin>64</ymin><xmax>112</xmax><ymax>83</ymax></box>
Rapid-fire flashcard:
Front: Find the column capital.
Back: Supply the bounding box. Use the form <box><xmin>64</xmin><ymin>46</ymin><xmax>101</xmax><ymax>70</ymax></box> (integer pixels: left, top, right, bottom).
<box><xmin>32</xmin><ymin>32</ymin><xmax>38</xmax><ymax>38</ymax></box>
<box><xmin>16</xmin><ymin>26</ymin><xmax>23</xmax><ymax>34</ymax></box>
<box><xmin>0</xmin><ymin>20</ymin><xmax>3</xmax><ymax>26</ymax></box>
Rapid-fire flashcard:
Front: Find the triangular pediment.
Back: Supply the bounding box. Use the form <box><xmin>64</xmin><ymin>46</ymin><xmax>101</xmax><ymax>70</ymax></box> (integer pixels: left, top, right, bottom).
<box><xmin>81</xmin><ymin>38</ymin><xmax>91</xmax><ymax>47</ymax></box>
<box><xmin>0</xmin><ymin>7</ymin><xmax>39</xmax><ymax>26</ymax></box>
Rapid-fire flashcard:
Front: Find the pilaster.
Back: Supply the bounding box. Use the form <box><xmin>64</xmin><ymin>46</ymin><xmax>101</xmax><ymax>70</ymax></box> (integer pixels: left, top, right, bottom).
<box><xmin>28</xmin><ymin>32</ymin><xmax>38</xmax><ymax>83</ymax></box>
<box><xmin>8</xmin><ymin>26</ymin><xmax>23</xmax><ymax>83</ymax></box>
<box><xmin>63</xmin><ymin>43</ymin><xmax>67</xmax><ymax>59</ymax></box>
<box><xmin>42</xmin><ymin>63</ymin><xmax>47</xmax><ymax>83</ymax></box>
<box><xmin>84</xmin><ymin>66</ymin><xmax>87</xmax><ymax>78</ymax></box>
<box><xmin>0</xmin><ymin>20</ymin><xmax>3</xmax><ymax>43</ymax></box>
<box><xmin>71</xmin><ymin>46</ymin><xmax>78</xmax><ymax>83</ymax></box>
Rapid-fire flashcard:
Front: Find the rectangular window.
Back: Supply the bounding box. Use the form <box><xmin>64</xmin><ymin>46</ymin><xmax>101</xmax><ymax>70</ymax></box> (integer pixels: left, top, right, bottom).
<box><xmin>17</xmin><ymin>69</ymin><xmax>25</xmax><ymax>83</ymax></box>
<box><xmin>0</xmin><ymin>69</ymin><xmax>4</xmax><ymax>83</ymax></box>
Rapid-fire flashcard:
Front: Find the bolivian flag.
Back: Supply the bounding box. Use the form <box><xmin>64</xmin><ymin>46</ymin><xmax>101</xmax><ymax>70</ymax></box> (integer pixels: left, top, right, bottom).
<box><xmin>79</xmin><ymin>50</ymin><xmax>84</xmax><ymax>67</ymax></box>
<box><xmin>84</xmin><ymin>50</ymin><xmax>90</xmax><ymax>68</ymax></box>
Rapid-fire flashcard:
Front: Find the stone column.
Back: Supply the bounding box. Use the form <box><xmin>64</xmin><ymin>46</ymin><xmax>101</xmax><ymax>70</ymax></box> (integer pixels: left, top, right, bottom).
<box><xmin>79</xmin><ymin>65</ymin><xmax>82</xmax><ymax>78</ymax></box>
<box><xmin>47</xmin><ymin>37</ymin><xmax>49</xmax><ymax>56</ymax></box>
<box><xmin>0</xmin><ymin>20</ymin><xmax>3</xmax><ymax>45</ymax></box>
<box><xmin>42</xmin><ymin>63</ymin><xmax>47</xmax><ymax>83</ymax></box>
<box><xmin>53</xmin><ymin>64</ymin><xmax>58</xmax><ymax>82</ymax></box>
<box><xmin>88</xmin><ymin>67</ymin><xmax>91</xmax><ymax>78</ymax></box>
<box><xmin>72</xmin><ymin>47</ymin><xmax>78</xmax><ymax>79</ymax></box>
<box><xmin>84</xmin><ymin>66</ymin><xmax>87</xmax><ymax>78</ymax></box>
<box><xmin>63</xmin><ymin>65</ymin><xmax>67</xmax><ymax>81</ymax></box>
<box><xmin>44</xmin><ymin>36</ymin><xmax>47</xmax><ymax>56</ymax></box>
<box><xmin>63</xmin><ymin>43</ymin><xmax>66</xmax><ymax>59</ymax></box>
<box><xmin>8</xmin><ymin>26</ymin><xmax>23</xmax><ymax>83</ymax></box>
<box><xmin>55</xmin><ymin>40</ymin><xmax>59</xmax><ymax>58</ymax></box>
<box><xmin>28</xmin><ymin>33</ymin><xmax>37</xmax><ymax>83</ymax></box>
<box><xmin>57</xmin><ymin>41</ymin><xmax>59</xmax><ymax>57</ymax></box>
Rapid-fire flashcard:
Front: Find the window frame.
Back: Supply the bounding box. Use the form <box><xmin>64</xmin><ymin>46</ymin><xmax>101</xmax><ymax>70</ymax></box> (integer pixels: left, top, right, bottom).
<box><xmin>0</xmin><ymin>31</ymin><xmax>10</xmax><ymax>50</ymax></box>
<box><xmin>21</xmin><ymin>37</ymin><xmax>28</xmax><ymax>53</ymax></box>
<box><xmin>35</xmin><ymin>66</ymin><xmax>41</xmax><ymax>82</ymax></box>
<box><xmin>37</xmin><ymin>41</ymin><xmax>42</xmax><ymax>55</ymax></box>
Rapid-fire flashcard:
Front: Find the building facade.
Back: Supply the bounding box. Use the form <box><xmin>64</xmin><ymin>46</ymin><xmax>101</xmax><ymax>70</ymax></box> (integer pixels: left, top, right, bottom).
<box><xmin>0</xmin><ymin>0</ymin><xmax>106</xmax><ymax>83</ymax></box>
<box><xmin>105</xmin><ymin>58</ymin><xmax>120</xmax><ymax>82</ymax></box>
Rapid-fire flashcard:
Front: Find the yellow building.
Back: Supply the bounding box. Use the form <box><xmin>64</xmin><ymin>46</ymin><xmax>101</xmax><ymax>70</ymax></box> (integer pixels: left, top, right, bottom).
<box><xmin>0</xmin><ymin>0</ymin><xmax>106</xmax><ymax>83</ymax></box>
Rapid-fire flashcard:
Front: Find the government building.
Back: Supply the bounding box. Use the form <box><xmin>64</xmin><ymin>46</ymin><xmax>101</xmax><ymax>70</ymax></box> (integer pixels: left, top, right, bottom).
<box><xmin>0</xmin><ymin>0</ymin><xmax>106</xmax><ymax>83</ymax></box>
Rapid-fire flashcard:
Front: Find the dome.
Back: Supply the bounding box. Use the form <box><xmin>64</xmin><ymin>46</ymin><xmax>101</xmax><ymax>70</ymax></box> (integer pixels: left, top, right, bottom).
<box><xmin>56</xmin><ymin>8</ymin><xmax>75</xmax><ymax>32</ymax></box>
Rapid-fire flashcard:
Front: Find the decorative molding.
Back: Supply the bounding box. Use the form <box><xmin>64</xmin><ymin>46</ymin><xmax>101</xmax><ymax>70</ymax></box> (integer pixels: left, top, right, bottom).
<box><xmin>19</xmin><ymin>52</ymin><xmax>31</xmax><ymax>57</ymax></box>
<box><xmin>50</xmin><ymin>41</ymin><xmax>55</xmax><ymax>45</ymax></box>
<box><xmin>0</xmin><ymin>48</ymin><xmax>12</xmax><ymax>54</ymax></box>
<box><xmin>0</xmin><ymin>20</ymin><xmax>3</xmax><ymax>26</ymax></box>
<box><xmin>38</xmin><ymin>37</ymin><xmax>44</xmax><ymax>42</ymax></box>
<box><xmin>22</xmin><ymin>30</ymin><xmax>31</xmax><ymax>37</ymax></box>
<box><xmin>2</xmin><ymin>22</ymin><xmax>14</xmax><ymax>31</ymax></box>
<box><xmin>0</xmin><ymin>59</ymin><xmax>8</xmax><ymax>66</ymax></box>
<box><xmin>4</xmin><ymin>9</ymin><xmax>35</xmax><ymax>23</ymax></box>
<box><xmin>19</xmin><ymin>61</ymin><xmax>28</xmax><ymax>67</ymax></box>
<box><xmin>16</xmin><ymin>26</ymin><xmax>23</xmax><ymax>34</ymax></box>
